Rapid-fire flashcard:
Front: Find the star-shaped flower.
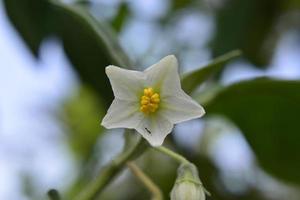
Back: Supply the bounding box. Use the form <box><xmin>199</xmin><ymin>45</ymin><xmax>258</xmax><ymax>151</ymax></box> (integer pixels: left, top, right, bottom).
<box><xmin>101</xmin><ymin>55</ymin><xmax>205</xmax><ymax>146</ymax></box>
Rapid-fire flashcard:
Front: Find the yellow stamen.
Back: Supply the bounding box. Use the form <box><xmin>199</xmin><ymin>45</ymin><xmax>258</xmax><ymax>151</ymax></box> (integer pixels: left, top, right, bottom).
<box><xmin>140</xmin><ymin>87</ymin><xmax>160</xmax><ymax>114</ymax></box>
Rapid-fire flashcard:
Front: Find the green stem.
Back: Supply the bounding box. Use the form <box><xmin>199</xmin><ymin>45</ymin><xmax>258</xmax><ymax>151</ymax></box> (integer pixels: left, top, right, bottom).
<box><xmin>127</xmin><ymin>162</ymin><xmax>163</xmax><ymax>200</ymax></box>
<box><xmin>75</xmin><ymin>134</ymin><xmax>148</xmax><ymax>200</ymax></box>
<box><xmin>154</xmin><ymin>146</ymin><xmax>190</xmax><ymax>164</ymax></box>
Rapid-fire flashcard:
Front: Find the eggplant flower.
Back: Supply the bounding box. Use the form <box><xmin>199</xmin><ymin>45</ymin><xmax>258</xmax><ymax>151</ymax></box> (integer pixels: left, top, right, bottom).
<box><xmin>101</xmin><ymin>55</ymin><xmax>205</xmax><ymax>146</ymax></box>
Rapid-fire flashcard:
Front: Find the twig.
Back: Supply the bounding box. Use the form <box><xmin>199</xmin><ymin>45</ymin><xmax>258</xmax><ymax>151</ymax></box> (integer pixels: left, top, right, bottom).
<box><xmin>127</xmin><ymin>162</ymin><xmax>163</xmax><ymax>200</ymax></box>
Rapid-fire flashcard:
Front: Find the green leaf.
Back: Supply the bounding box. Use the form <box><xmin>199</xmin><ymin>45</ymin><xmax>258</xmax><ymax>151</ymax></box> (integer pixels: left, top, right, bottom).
<box><xmin>181</xmin><ymin>50</ymin><xmax>241</xmax><ymax>94</ymax></box>
<box><xmin>4</xmin><ymin>0</ymin><xmax>53</xmax><ymax>56</ymax></box>
<box><xmin>172</xmin><ymin>0</ymin><xmax>193</xmax><ymax>10</ymax></box>
<box><xmin>63</xmin><ymin>86</ymin><xmax>104</xmax><ymax>161</ymax></box>
<box><xmin>211</xmin><ymin>0</ymin><xmax>285</xmax><ymax>67</ymax></box>
<box><xmin>112</xmin><ymin>3</ymin><xmax>129</xmax><ymax>32</ymax></box>
<box><xmin>205</xmin><ymin>78</ymin><xmax>300</xmax><ymax>184</ymax></box>
<box><xmin>50</xmin><ymin>1</ymin><xmax>133</xmax><ymax>105</ymax></box>
<box><xmin>47</xmin><ymin>189</ymin><xmax>61</xmax><ymax>200</ymax></box>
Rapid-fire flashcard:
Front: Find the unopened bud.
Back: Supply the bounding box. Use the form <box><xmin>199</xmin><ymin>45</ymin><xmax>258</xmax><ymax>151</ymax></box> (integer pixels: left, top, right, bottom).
<box><xmin>170</xmin><ymin>163</ymin><xmax>206</xmax><ymax>200</ymax></box>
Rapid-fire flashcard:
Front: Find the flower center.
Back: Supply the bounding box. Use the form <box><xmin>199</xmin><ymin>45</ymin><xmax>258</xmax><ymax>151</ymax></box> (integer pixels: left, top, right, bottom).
<box><xmin>140</xmin><ymin>87</ymin><xmax>160</xmax><ymax>114</ymax></box>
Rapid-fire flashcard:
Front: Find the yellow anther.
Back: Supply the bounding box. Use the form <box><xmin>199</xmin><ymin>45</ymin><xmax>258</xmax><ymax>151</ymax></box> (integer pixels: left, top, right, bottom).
<box><xmin>141</xmin><ymin>99</ymin><xmax>149</xmax><ymax>105</ymax></box>
<box><xmin>140</xmin><ymin>87</ymin><xmax>160</xmax><ymax>114</ymax></box>
<box><xmin>142</xmin><ymin>96</ymin><xmax>150</xmax><ymax>101</ymax></box>
<box><xmin>144</xmin><ymin>88</ymin><xmax>154</xmax><ymax>96</ymax></box>
<box><xmin>151</xmin><ymin>93</ymin><xmax>159</xmax><ymax>99</ymax></box>
<box><xmin>140</xmin><ymin>105</ymin><xmax>148</xmax><ymax>112</ymax></box>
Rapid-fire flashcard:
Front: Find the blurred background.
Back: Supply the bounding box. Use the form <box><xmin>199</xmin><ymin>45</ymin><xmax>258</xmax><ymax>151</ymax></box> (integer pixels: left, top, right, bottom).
<box><xmin>1</xmin><ymin>0</ymin><xmax>300</xmax><ymax>199</ymax></box>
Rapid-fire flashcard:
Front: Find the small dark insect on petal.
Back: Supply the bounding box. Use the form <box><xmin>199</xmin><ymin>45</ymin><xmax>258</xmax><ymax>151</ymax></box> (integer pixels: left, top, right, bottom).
<box><xmin>145</xmin><ymin>127</ymin><xmax>151</xmax><ymax>134</ymax></box>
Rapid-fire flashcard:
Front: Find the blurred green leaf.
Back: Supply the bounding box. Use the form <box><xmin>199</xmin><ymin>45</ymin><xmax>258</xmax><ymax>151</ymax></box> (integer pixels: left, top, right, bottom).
<box><xmin>4</xmin><ymin>0</ymin><xmax>53</xmax><ymax>56</ymax></box>
<box><xmin>47</xmin><ymin>189</ymin><xmax>61</xmax><ymax>200</ymax></box>
<box><xmin>205</xmin><ymin>78</ymin><xmax>300</xmax><ymax>184</ymax></box>
<box><xmin>50</xmin><ymin>1</ymin><xmax>133</xmax><ymax>105</ymax></box>
<box><xmin>61</xmin><ymin>87</ymin><xmax>104</xmax><ymax>197</ymax></box>
<box><xmin>5</xmin><ymin>0</ymin><xmax>132</xmax><ymax>105</ymax></box>
<box><xmin>181</xmin><ymin>50</ymin><xmax>241</xmax><ymax>94</ymax></box>
<box><xmin>172</xmin><ymin>0</ymin><xmax>193</xmax><ymax>10</ymax></box>
<box><xmin>112</xmin><ymin>3</ymin><xmax>129</xmax><ymax>32</ymax></box>
<box><xmin>211</xmin><ymin>0</ymin><xmax>285</xmax><ymax>67</ymax></box>
<box><xmin>63</xmin><ymin>86</ymin><xmax>104</xmax><ymax>161</ymax></box>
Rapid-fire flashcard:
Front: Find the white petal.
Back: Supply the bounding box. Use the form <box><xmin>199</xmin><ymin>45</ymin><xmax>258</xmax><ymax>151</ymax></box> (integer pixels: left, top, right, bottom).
<box><xmin>101</xmin><ymin>99</ymin><xmax>143</xmax><ymax>129</ymax></box>
<box><xmin>161</xmin><ymin>91</ymin><xmax>205</xmax><ymax>124</ymax></box>
<box><xmin>135</xmin><ymin>114</ymin><xmax>173</xmax><ymax>146</ymax></box>
<box><xmin>144</xmin><ymin>55</ymin><xmax>181</xmax><ymax>96</ymax></box>
<box><xmin>106</xmin><ymin>65</ymin><xmax>145</xmax><ymax>100</ymax></box>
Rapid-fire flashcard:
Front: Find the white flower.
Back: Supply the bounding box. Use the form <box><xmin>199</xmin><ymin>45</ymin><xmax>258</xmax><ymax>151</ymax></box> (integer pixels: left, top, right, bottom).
<box><xmin>101</xmin><ymin>55</ymin><xmax>205</xmax><ymax>146</ymax></box>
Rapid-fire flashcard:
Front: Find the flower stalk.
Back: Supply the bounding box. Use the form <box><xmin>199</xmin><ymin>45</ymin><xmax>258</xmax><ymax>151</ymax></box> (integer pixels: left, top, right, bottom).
<box><xmin>155</xmin><ymin>146</ymin><xmax>190</xmax><ymax>164</ymax></box>
<box><xmin>127</xmin><ymin>162</ymin><xmax>163</xmax><ymax>200</ymax></box>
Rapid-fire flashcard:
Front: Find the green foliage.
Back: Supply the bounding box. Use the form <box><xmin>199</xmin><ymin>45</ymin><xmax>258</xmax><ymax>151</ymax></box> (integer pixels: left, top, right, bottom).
<box><xmin>3</xmin><ymin>0</ymin><xmax>53</xmax><ymax>56</ymax></box>
<box><xmin>211</xmin><ymin>0</ymin><xmax>284</xmax><ymax>67</ymax></box>
<box><xmin>4</xmin><ymin>0</ymin><xmax>133</xmax><ymax>106</ymax></box>
<box><xmin>47</xmin><ymin>189</ymin><xmax>61</xmax><ymax>200</ymax></box>
<box><xmin>205</xmin><ymin>78</ymin><xmax>300</xmax><ymax>184</ymax></box>
<box><xmin>63</xmin><ymin>86</ymin><xmax>104</xmax><ymax>161</ymax></box>
<box><xmin>172</xmin><ymin>0</ymin><xmax>193</xmax><ymax>10</ymax></box>
<box><xmin>51</xmin><ymin>0</ymin><xmax>133</xmax><ymax>106</ymax></box>
<box><xmin>181</xmin><ymin>50</ymin><xmax>241</xmax><ymax>94</ymax></box>
<box><xmin>112</xmin><ymin>3</ymin><xmax>129</xmax><ymax>32</ymax></box>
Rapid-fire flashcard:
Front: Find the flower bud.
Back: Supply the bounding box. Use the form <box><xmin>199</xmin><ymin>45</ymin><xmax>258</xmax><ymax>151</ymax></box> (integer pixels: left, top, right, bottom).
<box><xmin>170</xmin><ymin>163</ymin><xmax>206</xmax><ymax>200</ymax></box>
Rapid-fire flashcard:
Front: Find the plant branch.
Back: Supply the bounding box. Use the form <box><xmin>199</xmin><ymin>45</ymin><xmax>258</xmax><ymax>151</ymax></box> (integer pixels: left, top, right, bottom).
<box><xmin>127</xmin><ymin>162</ymin><xmax>163</xmax><ymax>200</ymax></box>
<box><xmin>75</xmin><ymin>133</ymin><xmax>148</xmax><ymax>200</ymax></box>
